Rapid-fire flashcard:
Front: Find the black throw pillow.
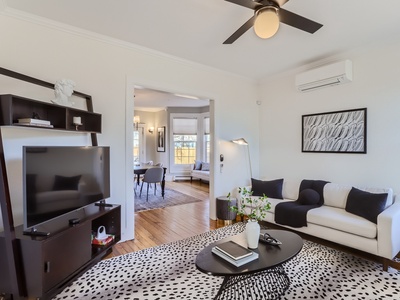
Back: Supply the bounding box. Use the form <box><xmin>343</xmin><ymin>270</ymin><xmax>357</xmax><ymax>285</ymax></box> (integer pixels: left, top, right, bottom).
<box><xmin>251</xmin><ymin>178</ymin><xmax>284</xmax><ymax>199</ymax></box>
<box><xmin>53</xmin><ymin>175</ymin><xmax>81</xmax><ymax>191</ymax></box>
<box><xmin>345</xmin><ymin>187</ymin><xmax>388</xmax><ymax>224</ymax></box>
<box><xmin>298</xmin><ymin>188</ymin><xmax>320</xmax><ymax>205</ymax></box>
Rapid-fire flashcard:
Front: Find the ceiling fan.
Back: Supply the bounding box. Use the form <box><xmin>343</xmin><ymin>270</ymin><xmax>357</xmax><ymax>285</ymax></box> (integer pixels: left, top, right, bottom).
<box><xmin>223</xmin><ymin>0</ymin><xmax>323</xmax><ymax>44</ymax></box>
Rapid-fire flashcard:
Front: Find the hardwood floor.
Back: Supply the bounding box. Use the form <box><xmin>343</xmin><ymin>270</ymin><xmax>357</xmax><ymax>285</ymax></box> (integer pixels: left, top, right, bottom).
<box><xmin>108</xmin><ymin>180</ymin><xmax>217</xmax><ymax>257</ymax></box>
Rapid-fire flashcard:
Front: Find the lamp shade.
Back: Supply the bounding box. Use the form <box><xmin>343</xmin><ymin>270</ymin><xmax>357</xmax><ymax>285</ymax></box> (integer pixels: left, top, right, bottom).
<box><xmin>254</xmin><ymin>7</ymin><xmax>280</xmax><ymax>39</ymax></box>
<box><xmin>232</xmin><ymin>138</ymin><xmax>248</xmax><ymax>145</ymax></box>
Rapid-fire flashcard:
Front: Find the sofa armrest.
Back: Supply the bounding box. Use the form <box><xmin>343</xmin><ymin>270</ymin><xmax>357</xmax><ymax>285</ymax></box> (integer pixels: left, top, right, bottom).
<box><xmin>377</xmin><ymin>197</ymin><xmax>400</xmax><ymax>259</ymax></box>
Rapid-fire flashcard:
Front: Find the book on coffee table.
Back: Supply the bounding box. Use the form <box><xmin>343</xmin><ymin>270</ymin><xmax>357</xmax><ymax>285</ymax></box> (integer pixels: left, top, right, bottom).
<box><xmin>212</xmin><ymin>241</ymin><xmax>259</xmax><ymax>267</ymax></box>
<box><xmin>212</xmin><ymin>247</ymin><xmax>258</xmax><ymax>267</ymax></box>
<box><xmin>214</xmin><ymin>241</ymin><xmax>253</xmax><ymax>260</ymax></box>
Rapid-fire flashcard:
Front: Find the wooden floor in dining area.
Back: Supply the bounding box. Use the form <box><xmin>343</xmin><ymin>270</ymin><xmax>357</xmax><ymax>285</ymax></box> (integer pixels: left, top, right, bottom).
<box><xmin>109</xmin><ymin>180</ymin><xmax>217</xmax><ymax>257</ymax></box>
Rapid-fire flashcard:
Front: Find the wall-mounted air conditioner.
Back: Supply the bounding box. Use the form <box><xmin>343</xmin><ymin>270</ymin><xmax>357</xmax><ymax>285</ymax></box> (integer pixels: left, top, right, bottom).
<box><xmin>295</xmin><ymin>60</ymin><xmax>353</xmax><ymax>92</ymax></box>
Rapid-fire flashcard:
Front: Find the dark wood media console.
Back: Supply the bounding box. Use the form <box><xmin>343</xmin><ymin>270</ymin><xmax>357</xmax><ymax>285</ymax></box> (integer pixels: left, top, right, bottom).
<box><xmin>0</xmin><ymin>203</ymin><xmax>121</xmax><ymax>299</ymax></box>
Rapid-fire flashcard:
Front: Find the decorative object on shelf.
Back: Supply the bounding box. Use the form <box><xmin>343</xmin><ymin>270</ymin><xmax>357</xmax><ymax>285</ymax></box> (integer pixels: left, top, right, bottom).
<box><xmin>52</xmin><ymin>79</ymin><xmax>76</xmax><ymax>107</ymax></box>
<box><xmin>96</xmin><ymin>226</ymin><xmax>107</xmax><ymax>240</ymax></box>
<box><xmin>73</xmin><ymin>116</ymin><xmax>82</xmax><ymax>131</ymax></box>
<box><xmin>91</xmin><ymin>226</ymin><xmax>115</xmax><ymax>246</ymax></box>
<box><xmin>302</xmin><ymin>108</ymin><xmax>367</xmax><ymax>153</ymax></box>
<box><xmin>17</xmin><ymin>118</ymin><xmax>53</xmax><ymax>128</ymax></box>
<box><xmin>228</xmin><ymin>187</ymin><xmax>270</xmax><ymax>249</ymax></box>
<box><xmin>17</xmin><ymin>112</ymin><xmax>53</xmax><ymax>128</ymax></box>
<box><xmin>157</xmin><ymin>126</ymin><xmax>166</xmax><ymax>152</ymax></box>
<box><xmin>232</xmin><ymin>138</ymin><xmax>252</xmax><ymax>178</ymax></box>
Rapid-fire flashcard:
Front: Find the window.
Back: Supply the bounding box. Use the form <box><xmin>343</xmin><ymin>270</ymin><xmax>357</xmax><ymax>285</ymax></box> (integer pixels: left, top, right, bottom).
<box><xmin>133</xmin><ymin>125</ymin><xmax>145</xmax><ymax>165</ymax></box>
<box><xmin>173</xmin><ymin>118</ymin><xmax>197</xmax><ymax>165</ymax></box>
<box><xmin>133</xmin><ymin>130</ymin><xmax>140</xmax><ymax>163</ymax></box>
<box><xmin>174</xmin><ymin>135</ymin><xmax>197</xmax><ymax>164</ymax></box>
<box><xmin>204</xmin><ymin>117</ymin><xmax>210</xmax><ymax>163</ymax></box>
<box><xmin>170</xmin><ymin>113</ymin><xmax>210</xmax><ymax>174</ymax></box>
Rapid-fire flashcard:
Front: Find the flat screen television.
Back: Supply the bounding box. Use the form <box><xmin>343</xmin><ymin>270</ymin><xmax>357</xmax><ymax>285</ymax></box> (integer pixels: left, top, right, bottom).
<box><xmin>23</xmin><ymin>146</ymin><xmax>110</xmax><ymax>232</ymax></box>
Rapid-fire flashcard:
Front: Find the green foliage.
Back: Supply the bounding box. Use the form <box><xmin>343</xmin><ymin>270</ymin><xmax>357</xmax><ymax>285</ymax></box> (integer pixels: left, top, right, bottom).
<box><xmin>228</xmin><ymin>187</ymin><xmax>271</xmax><ymax>222</ymax></box>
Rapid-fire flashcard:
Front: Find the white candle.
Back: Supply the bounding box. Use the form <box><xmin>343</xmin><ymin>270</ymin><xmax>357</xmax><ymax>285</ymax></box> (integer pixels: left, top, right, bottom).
<box><xmin>73</xmin><ymin>116</ymin><xmax>81</xmax><ymax>124</ymax></box>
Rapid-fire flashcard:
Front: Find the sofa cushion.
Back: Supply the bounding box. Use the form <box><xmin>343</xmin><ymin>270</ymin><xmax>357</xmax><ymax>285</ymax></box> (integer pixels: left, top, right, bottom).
<box><xmin>282</xmin><ymin>180</ymin><xmax>300</xmax><ymax>200</ymax></box>
<box><xmin>299</xmin><ymin>179</ymin><xmax>329</xmax><ymax>205</ymax></box>
<box><xmin>298</xmin><ymin>189</ymin><xmax>320</xmax><ymax>205</ymax></box>
<box><xmin>193</xmin><ymin>160</ymin><xmax>202</xmax><ymax>170</ymax></box>
<box><xmin>323</xmin><ymin>183</ymin><xmax>352</xmax><ymax>209</ymax></box>
<box><xmin>251</xmin><ymin>178</ymin><xmax>283</xmax><ymax>199</ymax></box>
<box><xmin>345</xmin><ymin>187</ymin><xmax>388</xmax><ymax>224</ymax></box>
<box><xmin>201</xmin><ymin>162</ymin><xmax>210</xmax><ymax>171</ymax></box>
<box><xmin>359</xmin><ymin>186</ymin><xmax>394</xmax><ymax>208</ymax></box>
<box><xmin>307</xmin><ymin>206</ymin><xmax>377</xmax><ymax>239</ymax></box>
<box><xmin>191</xmin><ymin>170</ymin><xmax>209</xmax><ymax>181</ymax></box>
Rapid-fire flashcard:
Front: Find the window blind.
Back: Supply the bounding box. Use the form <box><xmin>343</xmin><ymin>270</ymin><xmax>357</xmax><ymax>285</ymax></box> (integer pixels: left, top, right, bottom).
<box><xmin>173</xmin><ymin>118</ymin><xmax>197</xmax><ymax>135</ymax></box>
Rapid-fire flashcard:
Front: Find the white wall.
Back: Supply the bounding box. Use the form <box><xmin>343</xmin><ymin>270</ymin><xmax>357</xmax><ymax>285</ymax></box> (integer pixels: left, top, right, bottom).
<box><xmin>134</xmin><ymin>110</ymin><xmax>158</xmax><ymax>163</ymax></box>
<box><xmin>258</xmin><ymin>40</ymin><xmax>400</xmax><ymax>195</ymax></box>
<box><xmin>0</xmin><ymin>13</ymin><xmax>260</xmax><ymax>238</ymax></box>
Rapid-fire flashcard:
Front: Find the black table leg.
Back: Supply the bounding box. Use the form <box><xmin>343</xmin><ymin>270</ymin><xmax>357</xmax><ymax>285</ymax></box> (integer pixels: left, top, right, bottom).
<box><xmin>213</xmin><ymin>265</ymin><xmax>290</xmax><ymax>300</ymax></box>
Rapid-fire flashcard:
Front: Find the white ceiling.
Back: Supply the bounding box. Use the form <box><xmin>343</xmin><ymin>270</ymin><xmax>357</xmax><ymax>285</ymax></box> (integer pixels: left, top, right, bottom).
<box><xmin>4</xmin><ymin>0</ymin><xmax>400</xmax><ymax>108</ymax></box>
<box><xmin>134</xmin><ymin>88</ymin><xmax>209</xmax><ymax>112</ymax></box>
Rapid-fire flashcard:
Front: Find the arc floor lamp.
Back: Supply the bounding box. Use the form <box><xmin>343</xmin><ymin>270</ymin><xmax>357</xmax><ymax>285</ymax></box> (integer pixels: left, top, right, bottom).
<box><xmin>232</xmin><ymin>138</ymin><xmax>252</xmax><ymax>179</ymax></box>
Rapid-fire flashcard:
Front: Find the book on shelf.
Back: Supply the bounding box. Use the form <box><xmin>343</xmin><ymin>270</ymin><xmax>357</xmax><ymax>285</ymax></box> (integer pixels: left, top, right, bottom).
<box><xmin>214</xmin><ymin>241</ymin><xmax>253</xmax><ymax>260</ymax></box>
<box><xmin>14</xmin><ymin>122</ymin><xmax>54</xmax><ymax>128</ymax></box>
<box><xmin>91</xmin><ymin>234</ymin><xmax>115</xmax><ymax>246</ymax></box>
<box><xmin>212</xmin><ymin>246</ymin><xmax>259</xmax><ymax>267</ymax></box>
<box><xmin>18</xmin><ymin>118</ymin><xmax>51</xmax><ymax>125</ymax></box>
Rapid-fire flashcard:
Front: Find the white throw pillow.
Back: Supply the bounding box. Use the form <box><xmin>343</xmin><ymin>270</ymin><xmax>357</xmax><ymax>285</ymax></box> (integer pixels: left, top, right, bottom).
<box><xmin>324</xmin><ymin>183</ymin><xmax>352</xmax><ymax>209</ymax></box>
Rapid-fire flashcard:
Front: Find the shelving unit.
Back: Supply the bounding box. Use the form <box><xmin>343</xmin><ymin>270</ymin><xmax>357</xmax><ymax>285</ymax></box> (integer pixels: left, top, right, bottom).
<box><xmin>0</xmin><ymin>67</ymin><xmax>119</xmax><ymax>300</ymax></box>
<box><xmin>0</xmin><ymin>94</ymin><xmax>102</xmax><ymax>133</ymax></box>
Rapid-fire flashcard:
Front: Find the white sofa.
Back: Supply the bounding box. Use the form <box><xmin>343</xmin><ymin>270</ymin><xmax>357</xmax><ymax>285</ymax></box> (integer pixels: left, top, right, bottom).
<box><xmin>190</xmin><ymin>161</ymin><xmax>210</xmax><ymax>183</ymax></box>
<box><xmin>237</xmin><ymin>179</ymin><xmax>400</xmax><ymax>270</ymax></box>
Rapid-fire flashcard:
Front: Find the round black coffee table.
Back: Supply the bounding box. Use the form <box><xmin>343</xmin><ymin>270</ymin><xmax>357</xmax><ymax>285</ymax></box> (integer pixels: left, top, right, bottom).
<box><xmin>195</xmin><ymin>229</ymin><xmax>303</xmax><ymax>300</ymax></box>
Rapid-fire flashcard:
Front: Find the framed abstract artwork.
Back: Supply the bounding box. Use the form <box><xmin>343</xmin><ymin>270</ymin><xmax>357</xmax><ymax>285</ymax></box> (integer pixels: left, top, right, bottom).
<box><xmin>157</xmin><ymin>126</ymin><xmax>166</xmax><ymax>152</ymax></box>
<box><xmin>302</xmin><ymin>108</ymin><xmax>367</xmax><ymax>153</ymax></box>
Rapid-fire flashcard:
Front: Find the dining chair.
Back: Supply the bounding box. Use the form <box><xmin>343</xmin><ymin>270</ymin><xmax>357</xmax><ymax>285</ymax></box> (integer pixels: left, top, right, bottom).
<box><xmin>134</xmin><ymin>161</ymin><xmax>154</xmax><ymax>188</ymax></box>
<box><xmin>140</xmin><ymin>167</ymin><xmax>164</xmax><ymax>201</ymax></box>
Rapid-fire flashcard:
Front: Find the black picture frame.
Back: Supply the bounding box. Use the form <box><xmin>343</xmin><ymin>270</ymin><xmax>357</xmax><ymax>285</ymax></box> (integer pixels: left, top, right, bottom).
<box><xmin>157</xmin><ymin>126</ymin><xmax>166</xmax><ymax>152</ymax></box>
<box><xmin>302</xmin><ymin>108</ymin><xmax>367</xmax><ymax>153</ymax></box>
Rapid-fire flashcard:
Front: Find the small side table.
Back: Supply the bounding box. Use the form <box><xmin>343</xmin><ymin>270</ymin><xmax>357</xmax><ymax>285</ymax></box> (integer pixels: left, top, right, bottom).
<box><xmin>216</xmin><ymin>196</ymin><xmax>237</xmax><ymax>225</ymax></box>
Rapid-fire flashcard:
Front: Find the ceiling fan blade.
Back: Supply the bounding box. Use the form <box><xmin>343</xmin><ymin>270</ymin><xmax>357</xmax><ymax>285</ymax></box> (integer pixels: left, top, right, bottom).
<box><xmin>225</xmin><ymin>0</ymin><xmax>261</xmax><ymax>10</ymax></box>
<box><xmin>260</xmin><ymin>0</ymin><xmax>289</xmax><ymax>6</ymax></box>
<box><xmin>223</xmin><ymin>15</ymin><xmax>256</xmax><ymax>44</ymax></box>
<box><xmin>279</xmin><ymin>8</ymin><xmax>323</xmax><ymax>34</ymax></box>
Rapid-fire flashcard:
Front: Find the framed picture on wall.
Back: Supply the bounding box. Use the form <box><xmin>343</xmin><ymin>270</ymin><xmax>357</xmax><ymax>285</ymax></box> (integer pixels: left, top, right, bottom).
<box><xmin>302</xmin><ymin>108</ymin><xmax>367</xmax><ymax>153</ymax></box>
<box><xmin>157</xmin><ymin>126</ymin><xmax>166</xmax><ymax>152</ymax></box>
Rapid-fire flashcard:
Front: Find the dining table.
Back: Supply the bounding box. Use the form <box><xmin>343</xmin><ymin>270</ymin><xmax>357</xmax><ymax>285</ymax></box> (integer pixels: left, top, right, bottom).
<box><xmin>134</xmin><ymin>165</ymin><xmax>167</xmax><ymax>198</ymax></box>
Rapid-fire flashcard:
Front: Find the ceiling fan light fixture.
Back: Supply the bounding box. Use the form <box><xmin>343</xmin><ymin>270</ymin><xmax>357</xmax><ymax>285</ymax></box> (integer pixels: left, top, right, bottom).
<box><xmin>254</xmin><ymin>6</ymin><xmax>280</xmax><ymax>39</ymax></box>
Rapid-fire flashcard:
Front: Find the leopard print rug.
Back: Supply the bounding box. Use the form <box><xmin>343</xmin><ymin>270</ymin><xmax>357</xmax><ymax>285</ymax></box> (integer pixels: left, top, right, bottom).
<box><xmin>54</xmin><ymin>223</ymin><xmax>400</xmax><ymax>300</ymax></box>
